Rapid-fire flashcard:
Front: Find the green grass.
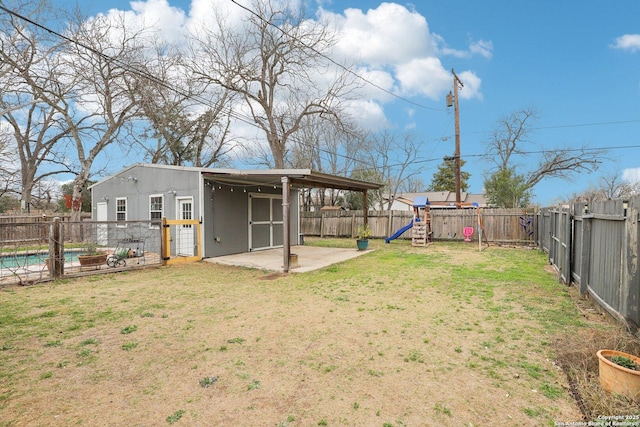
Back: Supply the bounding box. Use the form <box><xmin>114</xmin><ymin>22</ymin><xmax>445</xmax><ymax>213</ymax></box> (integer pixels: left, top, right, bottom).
<box><xmin>0</xmin><ymin>239</ymin><xmax>605</xmax><ymax>425</ymax></box>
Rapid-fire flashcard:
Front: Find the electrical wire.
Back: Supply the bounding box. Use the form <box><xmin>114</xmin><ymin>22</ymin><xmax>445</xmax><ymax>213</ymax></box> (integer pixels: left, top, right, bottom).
<box><xmin>2</xmin><ymin>4</ymin><xmax>639</xmax><ymax>179</ymax></box>
<box><xmin>0</xmin><ymin>3</ymin><xmax>422</xmax><ymax>173</ymax></box>
<box><xmin>228</xmin><ymin>0</ymin><xmax>444</xmax><ymax>112</ymax></box>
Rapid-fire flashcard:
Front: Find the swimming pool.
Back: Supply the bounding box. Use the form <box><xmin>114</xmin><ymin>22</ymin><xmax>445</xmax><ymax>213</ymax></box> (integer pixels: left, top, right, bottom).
<box><xmin>0</xmin><ymin>251</ymin><xmax>80</xmax><ymax>269</ymax></box>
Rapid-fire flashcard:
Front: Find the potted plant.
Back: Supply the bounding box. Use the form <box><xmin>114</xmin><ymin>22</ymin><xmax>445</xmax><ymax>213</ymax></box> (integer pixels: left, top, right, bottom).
<box><xmin>356</xmin><ymin>224</ymin><xmax>371</xmax><ymax>251</ymax></box>
<box><xmin>596</xmin><ymin>349</ymin><xmax>640</xmax><ymax>400</ymax></box>
<box><xmin>77</xmin><ymin>241</ymin><xmax>108</xmax><ymax>267</ymax></box>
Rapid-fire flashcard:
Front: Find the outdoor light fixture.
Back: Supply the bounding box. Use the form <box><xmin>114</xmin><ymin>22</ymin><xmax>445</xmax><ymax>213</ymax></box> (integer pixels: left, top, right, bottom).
<box><xmin>101</xmin><ymin>196</ymin><xmax>109</xmax><ymax>202</ymax></box>
<box><xmin>583</xmin><ymin>204</ymin><xmax>589</xmax><ymax>215</ymax></box>
<box><xmin>623</xmin><ymin>200</ymin><xmax>629</xmax><ymax>218</ymax></box>
<box><xmin>167</xmin><ymin>188</ymin><xmax>176</xmax><ymax>195</ymax></box>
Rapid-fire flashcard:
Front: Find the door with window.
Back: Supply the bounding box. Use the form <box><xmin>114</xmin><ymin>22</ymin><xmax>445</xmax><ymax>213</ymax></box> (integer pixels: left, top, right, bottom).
<box><xmin>177</xmin><ymin>197</ymin><xmax>195</xmax><ymax>256</ymax></box>
<box><xmin>249</xmin><ymin>194</ymin><xmax>283</xmax><ymax>251</ymax></box>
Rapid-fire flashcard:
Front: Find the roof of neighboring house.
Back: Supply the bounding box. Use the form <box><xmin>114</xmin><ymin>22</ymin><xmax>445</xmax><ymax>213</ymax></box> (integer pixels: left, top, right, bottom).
<box><xmin>91</xmin><ymin>163</ymin><xmax>383</xmax><ymax>192</ymax></box>
<box><xmin>386</xmin><ymin>191</ymin><xmax>488</xmax><ymax>207</ymax></box>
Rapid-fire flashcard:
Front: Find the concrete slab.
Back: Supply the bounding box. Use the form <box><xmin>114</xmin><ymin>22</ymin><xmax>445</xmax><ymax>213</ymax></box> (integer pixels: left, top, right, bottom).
<box><xmin>203</xmin><ymin>245</ymin><xmax>371</xmax><ymax>273</ymax></box>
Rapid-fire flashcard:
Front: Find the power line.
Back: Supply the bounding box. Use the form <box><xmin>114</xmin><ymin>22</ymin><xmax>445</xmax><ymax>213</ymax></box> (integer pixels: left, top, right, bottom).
<box><xmin>227</xmin><ymin>0</ymin><xmax>443</xmax><ymax>112</ymax></box>
<box><xmin>0</xmin><ymin>3</ymin><xmax>413</xmax><ymax>173</ymax></box>
<box><xmin>4</xmin><ymin>4</ymin><xmax>639</xmax><ymax>181</ymax></box>
<box><xmin>533</xmin><ymin>119</ymin><xmax>640</xmax><ymax>131</ymax></box>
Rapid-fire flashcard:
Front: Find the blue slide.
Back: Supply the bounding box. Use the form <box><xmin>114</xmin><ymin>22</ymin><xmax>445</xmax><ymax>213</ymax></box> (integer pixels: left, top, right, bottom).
<box><xmin>385</xmin><ymin>220</ymin><xmax>414</xmax><ymax>243</ymax></box>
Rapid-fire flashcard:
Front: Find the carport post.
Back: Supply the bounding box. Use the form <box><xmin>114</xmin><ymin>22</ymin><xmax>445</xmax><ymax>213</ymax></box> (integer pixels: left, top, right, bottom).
<box><xmin>282</xmin><ymin>176</ymin><xmax>290</xmax><ymax>273</ymax></box>
<box><xmin>363</xmin><ymin>190</ymin><xmax>368</xmax><ymax>226</ymax></box>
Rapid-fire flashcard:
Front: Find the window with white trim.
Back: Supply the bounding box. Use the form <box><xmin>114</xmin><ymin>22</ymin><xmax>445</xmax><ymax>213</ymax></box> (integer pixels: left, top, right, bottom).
<box><xmin>116</xmin><ymin>197</ymin><xmax>127</xmax><ymax>227</ymax></box>
<box><xmin>149</xmin><ymin>195</ymin><xmax>163</xmax><ymax>228</ymax></box>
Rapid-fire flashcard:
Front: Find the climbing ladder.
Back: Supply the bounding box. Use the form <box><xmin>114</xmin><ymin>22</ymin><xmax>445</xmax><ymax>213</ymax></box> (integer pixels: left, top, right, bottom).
<box><xmin>412</xmin><ymin>205</ymin><xmax>432</xmax><ymax>246</ymax></box>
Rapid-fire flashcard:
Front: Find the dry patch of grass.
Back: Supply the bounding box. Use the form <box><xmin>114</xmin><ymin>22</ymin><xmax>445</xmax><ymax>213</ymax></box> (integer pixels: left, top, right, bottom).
<box><xmin>555</xmin><ymin>325</ymin><xmax>640</xmax><ymax>419</ymax></box>
<box><xmin>0</xmin><ymin>239</ymin><xmax>636</xmax><ymax>426</ymax></box>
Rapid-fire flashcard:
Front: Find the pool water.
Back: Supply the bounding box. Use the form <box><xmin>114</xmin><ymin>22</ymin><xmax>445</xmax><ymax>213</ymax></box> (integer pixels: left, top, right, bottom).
<box><xmin>0</xmin><ymin>252</ymin><xmax>80</xmax><ymax>269</ymax></box>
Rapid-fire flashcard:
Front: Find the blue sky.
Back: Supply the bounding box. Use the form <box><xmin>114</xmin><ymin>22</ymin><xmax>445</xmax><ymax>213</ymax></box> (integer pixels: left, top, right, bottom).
<box><xmin>61</xmin><ymin>0</ymin><xmax>640</xmax><ymax>205</ymax></box>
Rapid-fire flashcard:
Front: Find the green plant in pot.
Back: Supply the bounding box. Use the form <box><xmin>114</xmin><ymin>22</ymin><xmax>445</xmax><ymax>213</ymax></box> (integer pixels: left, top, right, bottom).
<box><xmin>356</xmin><ymin>224</ymin><xmax>371</xmax><ymax>251</ymax></box>
<box><xmin>78</xmin><ymin>241</ymin><xmax>107</xmax><ymax>267</ymax></box>
<box><xmin>596</xmin><ymin>349</ymin><xmax>640</xmax><ymax>401</ymax></box>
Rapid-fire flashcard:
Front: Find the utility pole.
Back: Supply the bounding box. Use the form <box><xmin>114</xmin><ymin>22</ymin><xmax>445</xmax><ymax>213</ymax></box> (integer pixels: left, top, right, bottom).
<box><xmin>447</xmin><ymin>68</ymin><xmax>464</xmax><ymax>207</ymax></box>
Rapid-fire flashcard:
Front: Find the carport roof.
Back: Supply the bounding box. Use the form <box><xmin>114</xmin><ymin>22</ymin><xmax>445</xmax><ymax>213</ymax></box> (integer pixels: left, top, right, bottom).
<box><xmin>202</xmin><ymin>169</ymin><xmax>382</xmax><ymax>192</ymax></box>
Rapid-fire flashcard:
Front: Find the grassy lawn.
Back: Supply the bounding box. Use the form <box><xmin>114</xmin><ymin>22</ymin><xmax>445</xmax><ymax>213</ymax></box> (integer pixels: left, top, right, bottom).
<box><xmin>0</xmin><ymin>239</ymin><xmax>634</xmax><ymax>426</ymax></box>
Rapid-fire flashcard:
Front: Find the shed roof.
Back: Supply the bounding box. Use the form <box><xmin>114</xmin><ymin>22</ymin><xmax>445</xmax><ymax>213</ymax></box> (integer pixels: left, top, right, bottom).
<box><xmin>202</xmin><ymin>168</ymin><xmax>381</xmax><ymax>192</ymax></box>
<box><xmin>91</xmin><ymin>164</ymin><xmax>382</xmax><ymax>192</ymax></box>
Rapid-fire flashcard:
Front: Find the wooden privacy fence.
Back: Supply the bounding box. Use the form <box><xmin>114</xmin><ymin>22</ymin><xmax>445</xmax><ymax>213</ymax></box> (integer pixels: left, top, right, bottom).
<box><xmin>301</xmin><ymin>208</ymin><xmax>537</xmax><ymax>244</ymax></box>
<box><xmin>538</xmin><ymin>199</ymin><xmax>640</xmax><ymax>330</ymax></box>
<box><xmin>0</xmin><ymin>213</ymin><xmax>90</xmax><ymax>244</ymax></box>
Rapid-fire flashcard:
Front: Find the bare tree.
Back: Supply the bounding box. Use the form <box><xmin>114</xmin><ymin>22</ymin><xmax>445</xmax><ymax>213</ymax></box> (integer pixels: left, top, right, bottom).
<box><xmin>599</xmin><ymin>170</ymin><xmax>640</xmax><ymax>199</ymax></box>
<box><xmin>137</xmin><ymin>42</ymin><xmax>236</xmax><ymax>167</ymax></box>
<box><xmin>358</xmin><ymin>130</ymin><xmax>423</xmax><ymax>211</ymax></box>
<box><xmin>484</xmin><ymin>108</ymin><xmax>607</xmax><ymax>206</ymax></box>
<box><xmin>400</xmin><ymin>176</ymin><xmax>427</xmax><ymax>193</ymax></box>
<box><xmin>291</xmin><ymin>115</ymin><xmax>366</xmax><ymax>209</ymax></box>
<box><xmin>0</xmin><ymin>0</ymin><xmax>70</xmax><ymax>211</ymax></box>
<box><xmin>567</xmin><ymin>170</ymin><xmax>640</xmax><ymax>203</ymax></box>
<box><xmin>56</xmin><ymin>11</ymin><xmax>147</xmax><ymax>221</ymax></box>
<box><xmin>0</xmin><ymin>127</ymin><xmax>20</xmax><ymax>198</ymax></box>
<box><xmin>191</xmin><ymin>0</ymin><xmax>358</xmax><ymax>168</ymax></box>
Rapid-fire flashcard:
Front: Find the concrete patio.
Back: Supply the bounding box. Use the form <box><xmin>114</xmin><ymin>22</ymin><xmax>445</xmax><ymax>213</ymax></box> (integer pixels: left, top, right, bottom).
<box><xmin>204</xmin><ymin>245</ymin><xmax>371</xmax><ymax>273</ymax></box>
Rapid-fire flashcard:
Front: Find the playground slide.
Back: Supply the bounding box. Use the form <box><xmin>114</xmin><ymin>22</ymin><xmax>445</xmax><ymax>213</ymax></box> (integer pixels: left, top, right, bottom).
<box><xmin>385</xmin><ymin>220</ymin><xmax>414</xmax><ymax>243</ymax></box>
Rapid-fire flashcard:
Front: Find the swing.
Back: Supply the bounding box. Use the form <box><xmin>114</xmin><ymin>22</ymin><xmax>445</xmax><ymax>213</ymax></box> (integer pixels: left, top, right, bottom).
<box><xmin>463</xmin><ymin>226</ymin><xmax>474</xmax><ymax>242</ymax></box>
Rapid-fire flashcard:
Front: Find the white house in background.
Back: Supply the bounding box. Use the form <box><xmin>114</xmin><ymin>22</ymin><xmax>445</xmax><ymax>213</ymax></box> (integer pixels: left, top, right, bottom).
<box><xmin>382</xmin><ymin>191</ymin><xmax>489</xmax><ymax>211</ymax></box>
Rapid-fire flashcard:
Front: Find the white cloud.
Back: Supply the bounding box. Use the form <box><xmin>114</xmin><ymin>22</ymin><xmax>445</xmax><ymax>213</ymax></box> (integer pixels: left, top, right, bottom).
<box><xmin>457</xmin><ymin>71</ymin><xmax>482</xmax><ymax>100</ymax></box>
<box><xmin>322</xmin><ymin>2</ymin><xmax>484</xmax><ymax>104</ymax></box>
<box><xmin>99</xmin><ymin>0</ymin><xmax>187</xmax><ymax>44</ymax></box>
<box><xmin>90</xmin><ymin>0</ymin><xmax>485</xmax><ymax>133</ymax></box>
<box><xmin>322</xmin><ymin>3</ymin><xmax>436</xmax><ymax>66</ymax></box>
<box><xmin>351</xmin><ymin>66</ymin><xmax>397</xmax><ymax>102</ymax></box>
<box><xmin>611</xmin><ymin>34</ymin><xmax>640</xmax><ymax>52</ymax></box>
<box><xmin>436</xmin><ymin>35</ymin><xmax>493</xmax><ymax>59</ymax></box>
<box><xmin>469</xmin><ymin>40</ymin><xmax>493</xmax><ymax>59</ymax></box>
<box><xmin>622</xmin><ymin>167</ymin><xmax>640</xmax><ymax>183</ymax></box>
<box><xmin>395</xmin><ymin>57</ymin><xmax>450</xmax><ymax>99</ymax></box>
<box><xmin>344</xmin><ymin>99</ymin><xmax>389</xmax><ymax>130</ymax></box>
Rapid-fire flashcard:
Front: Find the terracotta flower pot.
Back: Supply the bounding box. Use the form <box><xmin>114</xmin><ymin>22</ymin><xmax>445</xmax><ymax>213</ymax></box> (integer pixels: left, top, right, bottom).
<box><xmin>78</xmin><ymin>253</ymin><xmax>108</xmax><ymax>267</ymax></box>
<box><xmin>597</xmin><ymin>349</ymin><xmax>640</xmax><ymax>400</ymax></box>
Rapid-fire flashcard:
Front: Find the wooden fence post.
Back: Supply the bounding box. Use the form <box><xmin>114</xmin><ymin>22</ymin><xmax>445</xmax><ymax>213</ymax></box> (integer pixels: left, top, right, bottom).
<box><xmin>161</xmin><ymin>217</ymin><xmax>170</xmax><ymax>265</ymax></box>
<box><xmin>49</xmin><ymin>217</ymin><xmax>63</xmax><ymax>279</ymax></box>
<box><xmin>351</xmin><ymin>214</ymin><xmax>356</xmax><ymax>238</ymax></box>
<box><xmin>580</xmin><ymin>208</ymin><xmax>591</xmax><ymax>295</ymax></box>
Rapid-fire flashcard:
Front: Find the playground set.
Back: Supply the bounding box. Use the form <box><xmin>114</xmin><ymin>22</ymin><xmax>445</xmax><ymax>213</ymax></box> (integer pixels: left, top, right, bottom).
<box><xmin>385</xmin><ymin>196</ymin><xmax>433</xmax><ymax>246</ymax></box>
<box><xmin>385</xmin><ymin>197</ymin><xmax>487</xmax><ymax>248</ymax></box>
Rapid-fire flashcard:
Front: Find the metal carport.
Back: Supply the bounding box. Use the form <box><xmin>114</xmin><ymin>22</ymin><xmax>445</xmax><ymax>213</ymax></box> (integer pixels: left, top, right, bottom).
<box><xmin>202</xmin><ymin>169</ymin><xmax>382</xmax><ymax>272</ymax></box>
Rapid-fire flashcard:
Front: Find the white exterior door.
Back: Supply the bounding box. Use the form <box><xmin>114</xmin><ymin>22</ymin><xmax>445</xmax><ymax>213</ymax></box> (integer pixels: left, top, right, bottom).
<box><xmin>177</xmin><ymin>197</ymin><xmax>194</xmax><ymax>256</ymax></box>
<box><xmin>96</xmin><ymin>202</ymin><xmax>108</xmax><ymax>245</ymax></box>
